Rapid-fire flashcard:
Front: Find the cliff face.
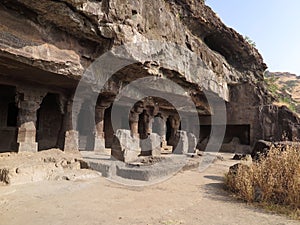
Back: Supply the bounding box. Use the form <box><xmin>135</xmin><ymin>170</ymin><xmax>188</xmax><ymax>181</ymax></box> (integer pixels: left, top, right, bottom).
<box><xmin>0</xmin><ymin>0</ymin><xmax>298</xmax><ymax>148</ymax></box>
<box><xmin>0</xmin><ymin>0</ymin><xmax>266</xmax><ymax>89</ymax></box>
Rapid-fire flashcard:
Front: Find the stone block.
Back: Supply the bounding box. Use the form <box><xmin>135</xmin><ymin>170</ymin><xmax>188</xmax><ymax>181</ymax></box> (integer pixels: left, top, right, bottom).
<box><xmin>140</xmin><ymin>133</ymin><xmax>161</xmax><ymax>157</ymax></box>
<box><xmin>187</xmin><ymin>132</ymin><xmax>197</xmax><ymax>153</ymax></box>
<box><xmin>173</xmin><ymin>130</ymin><xmax>188</xmax><ymax>154</ymax></box>
<box><xmin>111</xmin><ymin>129</ymin><xmax>141</xmax><ymax>163</ymax></box>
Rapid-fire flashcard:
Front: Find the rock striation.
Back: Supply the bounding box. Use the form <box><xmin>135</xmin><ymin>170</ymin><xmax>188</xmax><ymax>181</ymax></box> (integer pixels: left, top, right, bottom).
<box><xmin>0</xmin><ymin>0</ymin><xmax>299</xmax><ymax>156</ymax></box>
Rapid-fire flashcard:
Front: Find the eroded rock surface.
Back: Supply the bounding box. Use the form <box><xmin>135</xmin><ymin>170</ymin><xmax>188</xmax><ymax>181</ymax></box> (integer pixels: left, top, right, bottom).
<box><xmin>1</xmin><ymin>0</ymin><xmax>266</xmax><ymax>89</ymax></box>
<box><xmin>0</xmin><ymin>0</ymin><xmax>299</xmax><ymax>155</ymax></box>
<box><xmin>0</xmin><ymin>149</ymin><xmax>100</xmax><ymax>185</ymax></box>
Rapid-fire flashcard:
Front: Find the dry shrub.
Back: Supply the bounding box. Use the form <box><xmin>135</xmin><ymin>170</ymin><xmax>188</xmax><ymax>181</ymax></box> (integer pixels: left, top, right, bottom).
<box><xmin>226</xmin><ymin>163</ymin><xmax>254</xmax><ymax>202</ymax></box>
<box><xmin>226</xmin><ymin>145</ymin><xmax>300</xmax><ymax>218</ymax></box>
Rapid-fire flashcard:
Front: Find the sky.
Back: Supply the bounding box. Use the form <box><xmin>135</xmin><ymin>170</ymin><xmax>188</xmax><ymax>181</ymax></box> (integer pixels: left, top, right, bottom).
<box><xmin>206</xmin><ymin>0</ymin><xmax>300</xmax><ymax>75</ymax></box>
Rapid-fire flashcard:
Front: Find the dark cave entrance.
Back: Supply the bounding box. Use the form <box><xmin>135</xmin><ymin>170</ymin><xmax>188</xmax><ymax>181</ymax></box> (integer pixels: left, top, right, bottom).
<box><xmin>37</xmin><ymin>93</ymin><xmax>63</xmax><ymax>151</ymax></box>
<box><xmin>0</xmin><ymin>84</ymin><xmax>18</xmax><ymax>152</ymax></box>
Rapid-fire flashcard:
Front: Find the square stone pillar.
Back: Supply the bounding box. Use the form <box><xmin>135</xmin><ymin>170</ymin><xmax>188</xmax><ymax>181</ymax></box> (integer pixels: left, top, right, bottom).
<box><xmin>93</xmin><ymin>106</ymin><xmax>106</xmax><ymax>152</ymax></box>
<box><xmin>64</xmin><ymin>130</ymin><xmax>79</xmax><ymax>152</ymax></box>
<box><xmin>168</xmin><ymin>114</ymin><xmax>181</xmax><ymax>147</ymax></box>
<box><xmin>156</xmin><ymin>113</ymin><xmax>168</xmax><ymax>148</ymax></box>
<box><xmin>17</xmin><ymin>126</ymin><xmax>38</xmax><ymax>152</ymax></box>
<box><xmin>93</xmin><ymin>98</ymin><xmax>113</xmax><ymax>152</ymax></box>
<box><xmin>16</xmin><ymin>89</ymin><xmax>45</xmax><ymax>152</ymax></box>
<box><xmin>187</xmin><ymin>132</ymin><xmax>197</xmax><ymax>153</ymax></box>
<box><xmin>173</xmin><ymin>130</ymin><xmax>188</xmax><ymax>154</ymax></box>
<box><xmin>94</xmin><ymin>132</ymin><xmax>105</xmax><ymax>151</ymax></box>
<box><xmin>63</xmin><ymin>99</ymin><xmax>81</xmax><ymax>152</ymax></box>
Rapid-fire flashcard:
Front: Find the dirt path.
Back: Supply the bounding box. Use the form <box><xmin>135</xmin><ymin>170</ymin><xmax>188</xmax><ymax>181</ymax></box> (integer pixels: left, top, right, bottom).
<box><xmin>0</xmin><ymin>155</ymin><xmax>299</xmax><ymax>225</ymax></box>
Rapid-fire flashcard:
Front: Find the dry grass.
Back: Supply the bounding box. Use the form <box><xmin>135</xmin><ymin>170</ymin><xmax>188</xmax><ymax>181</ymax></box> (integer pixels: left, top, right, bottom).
<box><xmin>225</xmin><ymin>145</ymin><xmax>300</xmax><ymax>219</ymax></box>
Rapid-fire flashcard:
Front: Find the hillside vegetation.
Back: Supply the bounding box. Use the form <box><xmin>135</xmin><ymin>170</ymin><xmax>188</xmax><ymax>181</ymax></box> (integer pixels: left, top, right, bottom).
<box><xmin>265</xmin><ymin>71</ymin><xmax>300</xmax><ymax>114</ymax></box>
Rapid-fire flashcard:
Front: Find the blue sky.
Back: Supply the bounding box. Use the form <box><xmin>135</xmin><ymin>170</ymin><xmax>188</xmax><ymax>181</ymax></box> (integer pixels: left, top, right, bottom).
<box><xmin>206</xmin><ymin>0</ymin><xmax>300</xmax><ymax>75</ymax></box>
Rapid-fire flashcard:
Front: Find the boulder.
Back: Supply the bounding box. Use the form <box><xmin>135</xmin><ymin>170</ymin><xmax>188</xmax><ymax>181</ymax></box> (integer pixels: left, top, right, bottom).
<box><xmin>251</xmin><ymin>140</ymin><xmax>300</xmax><ymax>161</ymax></box>
<box><xmin>251</xmin><ymin>140</ymin><xmax>273</xmax><ymax>160</ymax></box>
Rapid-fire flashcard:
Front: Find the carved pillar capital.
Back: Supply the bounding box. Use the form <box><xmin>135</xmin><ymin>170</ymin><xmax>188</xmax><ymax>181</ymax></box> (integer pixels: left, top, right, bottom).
<box><xmin>16</xmin><ymin>87</ymin><xmax>46</xmax><ymax>105</ymax></box>
<box><xmin>129</xmin><ymin>102</ymin><xmax>144</xmax><ymax>123</ymax></box>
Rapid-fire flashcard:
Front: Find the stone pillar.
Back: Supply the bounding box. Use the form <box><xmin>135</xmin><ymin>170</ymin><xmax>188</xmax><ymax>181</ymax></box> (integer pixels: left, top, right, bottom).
<box><xmin>93</xmin><ymin>99</ymin><xmax>112</xmax><ymax>152</ymax></box>
<box><xmin>16</xmin><ymin>89</ymin><xmax>45</xmax><ymax>152</ymax></box>
<box><xmin>56</xmin><ymin>95</ymin><xmax>67</xmax><ymax>149</ymax></box>
<box><xmin>129</xmin><ymin>111</ymin><xmax>139</xmax><ymax>138</ymax></box>
<box><xmin>187</xmin><ymin>132</ymin><xmax>197</xmax><ymax>153</ymax></box>
<box><xmin>94</xmin><ymin>106</ymin><xmax>105</xmax><ymax>151</ymax></box>
<box><xmin>158</xmin><ymin>113</ymin><xmax>168</xmax><ymax>148</ymax></box>
<box><xmin>173</xmin><ymin>130</ymin><xmax>188</xmax><ymax>154</ymax></box>
<box><xmin>63</xmin><ymin>98</ymin><xmax>82</xmax><ymax>152</ymax></box>
<box><xmin>139</xmin><ymin>111</ymin><xmax>153</xmax><ymax>140</ymax></box>
<box><xmin>139</xmin><ymin>105</ymin><xmax>159</xmax><ymax>140</ymax></box>
<box><xmin>168</xmin><ymin>114</ymin><xmax>181</xmax><ymax>147</ymax></box>
<box><xmin>144</xmin><ymin>113</ymin><xmax>153</xmax><ymax>135</ymax></box>
<box><xmin>144</xmin><ymin>105</ymin><xmax>158</xmax><ymax>134</ymax></box>
<box><xmin>129</xmin><ymin>101</ymin><xmax>144</xmax><ymax>138</ymax></box>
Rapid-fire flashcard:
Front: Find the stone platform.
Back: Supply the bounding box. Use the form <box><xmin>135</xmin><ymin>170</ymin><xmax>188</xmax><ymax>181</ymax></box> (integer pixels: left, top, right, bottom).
<box><xmin>81</xmin><ymin>151</ymin><xmax>200</xmax><ymax>184</ymax></box>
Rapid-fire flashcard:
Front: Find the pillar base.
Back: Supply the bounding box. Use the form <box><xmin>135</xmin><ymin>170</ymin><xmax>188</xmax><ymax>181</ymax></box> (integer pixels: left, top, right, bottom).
<box><xmin>161</xmin><ymin>139</ymin><xmax>168</xmax><ymax>148</ymax></box>
<box><xmin>64</xmin><ymin>130</ymin><xmax>79</xmax><ymax>152</ymax></box>
<box><xmin>140</xmin><ymin>133</ymin><xmax>161</xmax><ymax>157</ymax></box>
<box><xmin>17</xmin><ymin>127</ymin><xmax>38</xmax><ymax>152</ymax></box>
<box><xmin>18</xmin><ymin>142</ymin><xmax>38</xmax><ymax>152</ymax></box>
<box><xmin>93</xmin><ymin>136</ymin><xmax>106</xmax><ymax>153</ymax></box>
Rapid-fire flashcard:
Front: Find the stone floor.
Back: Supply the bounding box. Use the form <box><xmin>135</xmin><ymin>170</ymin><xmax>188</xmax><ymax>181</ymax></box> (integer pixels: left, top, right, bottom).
<box><xmin>81</xmin><ymin>150</ymin><xmax>220</xmax><ymax>186</ymax></box>
<box><xmin>1</xmin><ymin>152</ymin><xmax>299</xmax><ymax>225</ymax></box>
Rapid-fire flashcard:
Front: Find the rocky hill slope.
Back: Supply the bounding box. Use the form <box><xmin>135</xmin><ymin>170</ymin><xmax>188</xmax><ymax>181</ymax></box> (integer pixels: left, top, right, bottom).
<box><xmin>265</xmin><ymin>71</ymin><xmax>300</xmax><ymax>114</ymax></box>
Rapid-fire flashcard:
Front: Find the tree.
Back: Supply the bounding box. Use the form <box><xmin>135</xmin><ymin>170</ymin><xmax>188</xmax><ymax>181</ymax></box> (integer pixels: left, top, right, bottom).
<box><xmin>244</xmin><ymin>35</ymin><xmax>256</xmax><ymax>47</ymax></box>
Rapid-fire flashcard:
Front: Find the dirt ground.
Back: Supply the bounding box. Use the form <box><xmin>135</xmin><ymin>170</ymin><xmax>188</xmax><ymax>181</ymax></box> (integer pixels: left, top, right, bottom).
<box><xmin>1</xmin><ymin>154</ymin><xmax>299</xmax><ymax>225</ymax></box>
